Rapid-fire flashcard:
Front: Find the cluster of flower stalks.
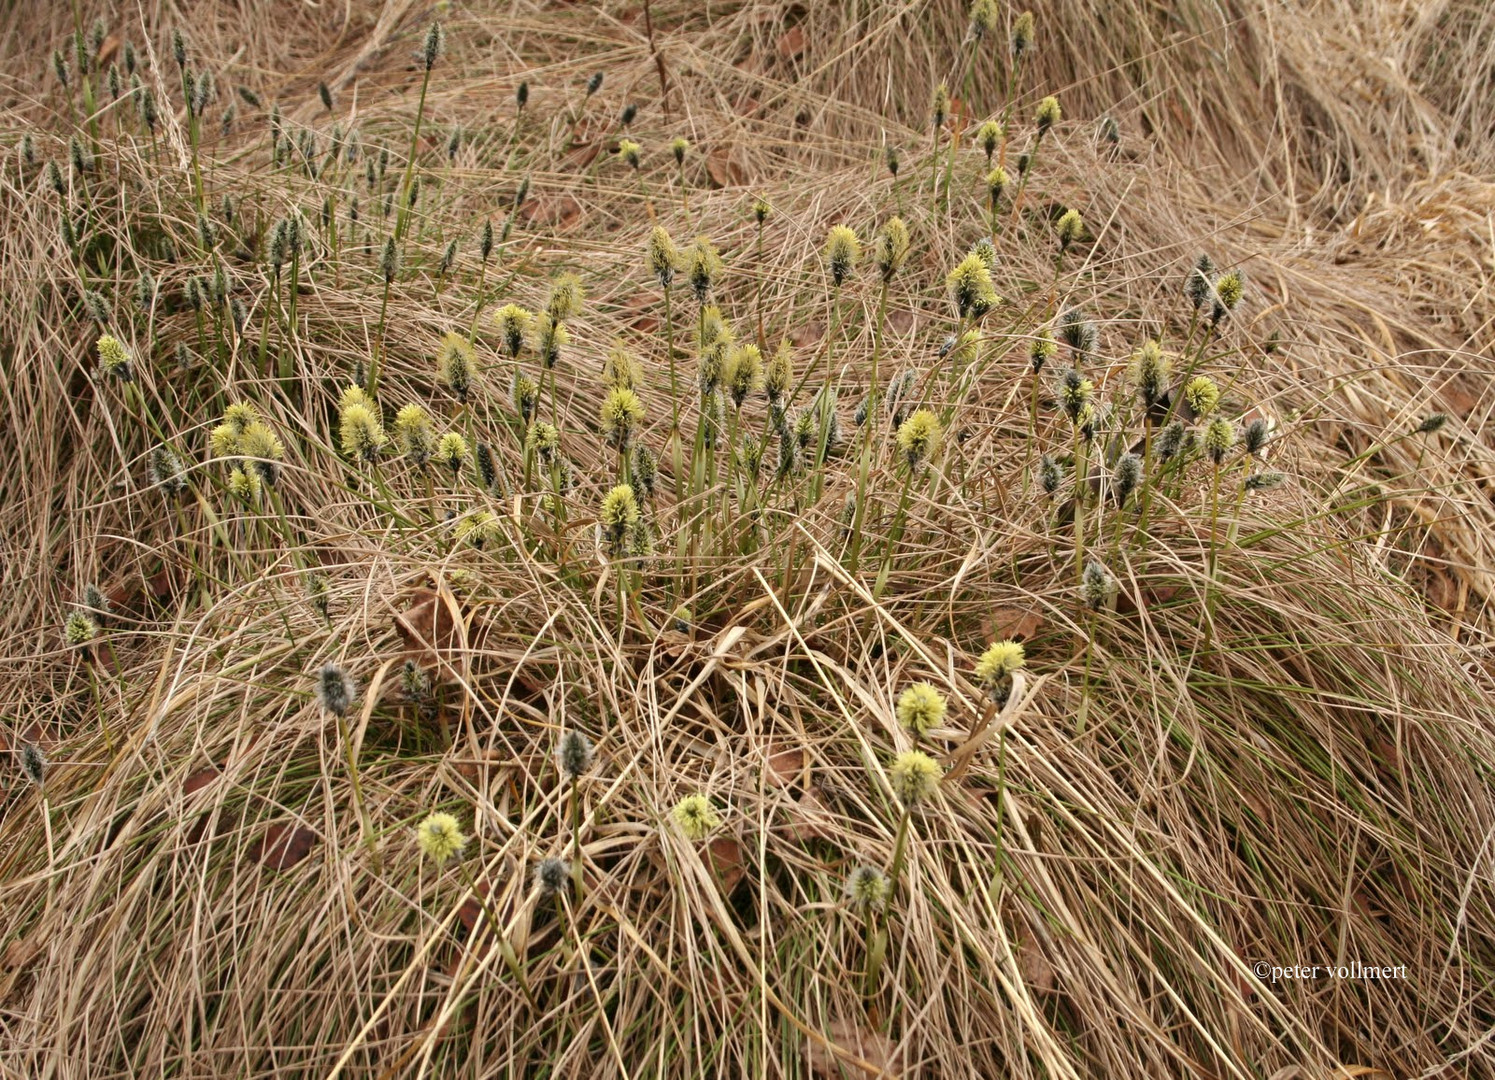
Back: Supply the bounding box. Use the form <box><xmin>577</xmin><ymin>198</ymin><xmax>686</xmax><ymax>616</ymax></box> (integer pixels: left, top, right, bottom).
<box><xmin>24</xmin><ymin>4</ymin><xmax>1455</xmax><ymax>1045</ymax></box>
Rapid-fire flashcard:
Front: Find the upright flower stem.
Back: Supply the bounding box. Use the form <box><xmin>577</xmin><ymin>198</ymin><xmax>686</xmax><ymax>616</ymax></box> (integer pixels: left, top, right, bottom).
<box><xmin>848</xmin><ymin>279</ymin><xmax>889</xmax><ymax>573</ymax></box>
<box><xmin>394</xmin><ymin>66</ymin><xmax>433</xmax><ymax>245</ymax></box>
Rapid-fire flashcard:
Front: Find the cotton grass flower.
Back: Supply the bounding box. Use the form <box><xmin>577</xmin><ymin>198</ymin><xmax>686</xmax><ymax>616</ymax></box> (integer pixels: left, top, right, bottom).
<box><xmin>686</xmin><ymin>236</ymin><xmax>722</xmax><ymax>303</ymax></box>
<box><xmin>1183</xmin><ymin>375</ymin><xmax>1220</xmax><ymax>417</ymax></box>
<box><xmin>1129</xmin><ymin>339</ymin><xmax>1170</xmax><ymax>410</ymax></box>
<box><xmin>436</xmin><ymin>431</ymin><xmax>468</xmax><ymax>475</ymax></box>
<box><xmin>599</xmin><ymin>483</ymin><xmax>640</xmax><ymax>556</ymax></box>
<box><xmin>873</xmin><ymin>217</ymin><xmax>909</xmax><ymax>281</ymax></box>
<box><xmin>492</xmin><ymin>304</ymin><xmax>531</xmax><ymax>359</ymax></box>
<box><xmin>65</xmin><ymin>610</ymin><xmax>99</xmax><ymax>645</ymax></box>
<box><xmin>946</xmin><ymin>253</ymin><xmax>998</xmax><ymax>319</ymax></box>
<box><xmin>545</xmin><ymin>273</ymin><xmax>584</xmax><ymax>322</ymax></box>
<box><xmin>534</xmin><ymin>857</ymin><xmax>570</xmax><ymax>897</ymax></box>
<box><xmin>1055</xmin><ymin>207</ymin><xmax>1084</xmax><ymax>251</ymax></box>
<box><xmin>1082</xmin><ymin>559</ymin><xmax>1117</xmax><ymax>612</ymax></box>
<box><xmin>896</xmin><ymin>683</ymin><xmax>947</xmax><ymax>736</ymax></box>
<box><xmin>844</xmin><ymin>866</ymin><xmax>891</xmax><ymax>912</ymax></box>
<box><xmin>394</xmin><ymin>404</ymin><xmax>436</xmax><ymax>466</ymax></box>
<box><xmin>671</xmin><ymin>794</ymin><xmax>721</xmax><ymax>840</ymax></box>
<box><xmin>646</xmin><ymin>225</ymin><xmax>680</xmax><ymax>288</ymax></box>
<box><xmin>1203</xmin><ymin>417</ymin><xmax>1237</xmax><ymax>464</ymax></box>
<box><xmin>556</xmin><ymin>730</ymin><xmax>595</xmax><ymax>780</ymax></box>
<box><xmin>416</xmin><ymin>812</ymin><xmax>465</xmax><ymax>863</ymax></box>
<box><xmin>339</xmin><ymin>402</ymin><xmax>386</xmax><ymax>462</ymax></box>
<box><xmin>96</xmin><ymin>335</ymin><xmax>133</xmax><ymax>381</ymax></box>
<box><xmin>315</xmin><ymin>664</ymin><xmax>357</xmax><ymax>718</ymax></box>
<box><xmin>437</xmin><ymin>332</ymin><xmax>478</xmax><ymax>403</ymax></box>
<box><xmin>824</xmin><ymin>225</ymin><xmax>861</xmax><ymax>287</ymax></box>
<box><xmin>1036</xmin><ymin>95</ymin><xmax>1061</xmax><ymax>134</ymax></box>
<box><xmin>600</xmin><ymin>387</ymin><xmax>644</xmax><ymax>450</ymax></box>
<box><xmin>977</xmin><ymin>120</ymin><xmax>1002</xmax><ymax>163</ymax></box>
<box><xmin>895</xmin><ymin>409</ymin><xmax>942</xmax><ymax>471</ymax></box>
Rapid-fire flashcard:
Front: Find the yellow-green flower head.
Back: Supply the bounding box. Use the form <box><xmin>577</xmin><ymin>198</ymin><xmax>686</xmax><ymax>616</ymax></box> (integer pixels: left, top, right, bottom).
<box><xmin>394</xmin><ymin>404</ymin><xmax>436</xmax><ymax>465</ymax></box>
<box><xmin>599</xmin><ymin>483</ymin><xmax>640</xmax><ymax>556</ymax></box>
<box><xmin>1012</xmin><ymin>10</ymin><xmax>1035</xmax><ymax>56</ymax></box>
<box><xmin>896</xmin><ymin>682</ymin><xmax>947</xmax><ymax>736</ymax></box>
<box><xmin>227</xmin><ymin>466</ymin><xmax>260</xmax><ymax>502</ymax></box>
<box><xmin>686</xmin><ymin>236</ymin><xmax>722</xmax><ymax>303</ymax></box>
<box><xmin>987</xmin><ymin>166</ymin><xmax>1010</xmax><ymax>207</ymax></box>
<box><xmin>765</xmin><ymin>339</ymin><xmax>793</xmax><ymax>403</ymax></box>
<box><xmin>1029</xmin><ymin>327</ymin><xmax>1057</xmax><ymax>372</ymax></box>
<box><xmin>896</xmin><ymin>408</ymin><xmax>943</xmax><ymax>471</ymax></box>
<box><xmin>975</xmin><ymin>639</ymin><xmax>1025</xmax><ymax>687</ymax></box>
<box><xmin>436</xmin><ymin>332</ymin><xmax>479</xmax><ymax>403</ymax></box>
<box><xmin>1036</xmin><ymin>95</ymin><xmax>1061</xmax><ymax>134</ymax></box>
<box><xmin>670</xmin><ymin>794</ymin><xmax>721</xmax><ymax>840</ymax></box>
<box><xmin>436</xmin><ymin>431</ymin><xmax>468</xmax><ymax>473</ymax></box>
<box><xmin>969</xmin><ymin>0</ymin><xmax>999</xmax><ymax>37</ymax></box>
<box><xmin>210</xmin><ymin>422</ymin><xmax>240</xmax><ymax>459</ymax></box>
<box><xmin>844</xmin><ymin>865</ymin><xmax>891</xmax><ymax>911</ymax></box>
<box><xmin>603</xmin><ymin>342</ymin><xmax>642</xmax><ymax>392</ymax></box>
<box><xmin>888</xmin><ymin>750</ymin><xmax>941</xmax><ymax>805</ymax></box>
<box><xmin>752</xmin><ymin>197</ymin><xmax>772</xmax><ymax>225</ymax></box>
<box><xmin>1128</xmin><ymin>339</ymin><xmax>1171</xmax><ymax>409</ymax></box>
<box><xmin>943</xmin><ymin>327</ymin><xmax>980</xmax><ymax>367</ymax></box>
<box><xmin>528</xmin><ymin>420</ymin><xmax>560</xmax><ymax>463</ymax></box>
<box><xmin>617</xmin><ymin>138</ymin><xmax>641</xmax><ymax>169</ymax></box>
<box><xmin>545</xmin><ymin>272</ymin><xmax>584</xmax><ymax>322</ymax></box>
<box><xmin>416</xmin><ymin>811</ymin><xmax>466</xmax><ymax>863</ymax></box>
<box><xmin>976</xmin><ymin>120</ymin><xmax>1003</xmax><ymax>162</ymax></box>
<box><xmin>535</xmin><ymin>313</ymin><xmax>569</xmax><ymax>370</ymax></box>
<box><xmin>512</xmin><ymin>371</ymin><xmax>539</xmax><ymax>423</ymax></box>
<box><xmin>339</xmin><ymin>384</ymin><xmax>373</xmax><ymax>414</ymax></box>
<box><xmin>646</xmin><ymin>225</ymin><xmax>680</xmax><ymax>288</ymax></box>
<box><xmin>339</xmin><ymin>402</ymin><xmax>386</xmax><ymax>462</ymax></box>
<box><xmin>1203</xmin><ymin>417</ymin><xmax>1237</xmax><ymax>464</ymax></box>
<box><xmin>1073</xmin><ymin>401</ymin><xmax>1099</xmax><ymax>438</ymax></box>
<box><xmin>725</xmin><ymin>343</ymin><xmax>763</xmax><ymax>408</ymax></box>
<box><xmin>223</xmin><ymin>401</ymin><xmax>259</xmax><ymax>435</ymax></box>
<box><xmin>96</xmin><ymin>334</ymin><xmax>132</xmax><ymax>379</ymax></box>
<box><xmin>946</xmin><ymin>253</ymin><xmax>998</xmax><ymax>320</ymax></box>
<box><xmin>492</xmin><ymin>303</ymin><xmax>532</xmax><ymax>359</ymax></box>
<box><xmin>932</xmin><ymin>81</ymin><xmax>951</xmax><ymax>129</ymax></box>
<box><xmin>698</xmin><ymin>304</ymin><xmax>728</xmax><ymax>351</ymax></box>
<box><xmin>600</xmin><ymin>387</ymin><xmax>644</xmax><ymax>450</ymax></box>
<box><xmin>455</xmin><ymin>509</ymin><xmax>504</xmax><ymax>549</ymax></box>
<box><xmin>65</xmin><ymin>610</ymin><xmax>99</xmax><ymax>645</ymax></box>
<box><xmin>699</xmin><ymin>340</ymin><xmax>730</xmax><ymax>396</ymax></box>
<box><xmin>671</xmin><ymin>136</ymin><xmax>690</xmax><ymax>165</ymax></box>
<box><xmin>1058</xmin><ymin>368</ymin><xmax>1095</xmax><ymax>421</ymax></box>
<box><xmin>1055</xmin><ymin>207</ymin><xmax>1084</xmax><ymax>250</ymax></box>
<box><xmin>239</xmin><ymin>421</ymin><xmax>285</xmax><ymax>486</ymax></box>
<box><xmin>1183</xmin><ymin>375</ymin><xmax>1220</xmax><ymax>417</ymax></box>
<box><xmin>874</xmin><ymin>216</ymin><xmax>910</xmax><ymax>281</ymax></box>
<box><xmin>1214</xmin><ymin>270</ymin><xmax>1244</xmax><ymax>311</ymax></box>
<box><xmin>970</xmin><ymin>237</ymin><xmax>997</xmax><ymax>271</ymax></box>
<box><xmin>824</xmin><ymin>224</ymin><xmax>861</xmax><ymax>288</ymax></box>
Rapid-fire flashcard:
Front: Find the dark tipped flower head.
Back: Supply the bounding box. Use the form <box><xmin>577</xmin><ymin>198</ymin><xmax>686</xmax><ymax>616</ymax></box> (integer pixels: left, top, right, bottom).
<box><xmin>534</xmin><ymin>857</ymin><xmax>570</xmax><ymax>897</ymax></box>
<box><xmin>149</xmin><ymin>445</ymin><xmax>187</xmax><ymax>496</ymax></box>
<box><xmin>1203</xmin><ymin>417</ymin><xmax>1237</xmax><ymax>464</ymax></box>
<box><xmin>1082</xmin><ymin>559</ymin><xmax>1117</xmax><ymax>612</ymax></box>
<box><xmin>977</xmin><ymin>120</ymin><xmax>1003</xmax><ymax>164</ymax></box>
<box><xmin>599</xmin><ymin>484</ymin><xmax>640</xmax><ymax>555</ymax></box>
<box><xmin>844</xmin><ymin>866</ymin><xmax>890</xmax><ymax>912</ymax></box>
<box><xmin>686</xmin><ymin>236</ymin><xmax>722</xmax><ymax>303</ymax></box>
<box><xmin>1112</xmin><ymin>452</ymin><xmax>1142</xmax><ymax>504</ymax></box>
<box><xmin>546</xmin><ymin>273</ymin><xmax>584</xmax><ymax>323</ymax></box>
<box><xmin>1243</xmin><ymin>416</ymin><xmax>1272</xmax><ymax>456</ymax></box>
<box><xmin>670</xmin><ymin>794</ymin><xmax>721</xmax><ymax>840</ymax></box>
<box><xmin>339</xmin><ymin>402</ymin><xmax>387</xmax><ymax>463</ymax></box>
<box><xmin>765</xmin><ymin>339</ymin><xmax>793</xmax><ymax>403</ymax></box>
<box><xmin>824</xmin><ymin>225</ymin><xmax>861</xmax><ymax>288</ymax></box>
<box><xmin>1036</xmin><ymin>95</ymin><xmax>1061</xmax><ymax>134</ymax></box>
<box><xmin>1058</xmin><ymin>368</ymin><xmax>1095</xmax><ymax>422</ymax></box>
<box><xmin>647</xmin><ymin>225</ymin><xmax>680</xmax><ymax>288</ymax></box>
<box><xmin>528</xmin><ymin>421</ymin><xmax>560</xmax><ymax>465</ymax></box>
<box><xmin>20</xmin><ymin>743</ymin><xmax>47</xmax><ymax>786</ymax></box>
<box><xmin>586</xmin><ymin>71</ymin><xmax>604</xmax><ymax>96</ymax></box>
<box><xmin>422</xmin><ymin>22</ymin><xmax>444</xmax><ymax>70</ymax></box>
<box><xmin>671</xmin><ymin>136</ymin><xmax>689</xmax><ymax>165</ymax></box>
<box><xmin>1129</xmin><ymin>339</ymin><xmax>1171</xmax><ymax>410</ymax></box>
<box><xmin>874</xmin><ymin>216</ymin><xmax>909</xmax><ymax>281</ymax></box>
<box><xmin>725</xmin><ymin>343</ymin><xmax>764</xmax><ymax>408</ymax></box>
<box><xmin>1055</xmin><ymin>207</ymin><xmax>1084</xmax><ymax>251</ymax></box>
<box><xmin>516</xmin><ymin>81</ymin><xmax>529</xmax><ymax>109</ymax></box>
<box><xmin>492</xmin><ymin>303</ymin><xmax>532</xmax><ymax>359</ymax></box>
<box><xmin>884</xmin><ymin>145</ymin><xmax>899</xmax><ymax>177</ymax></box>
<box><xmin>512</xmin><ymin>372</ymin><xmax>539</xmax><ymax>423</ymax></box>
<box><xmin>556</xmin><ymin>730</ymin><xmax>595</xmax><ymax>780</ymax></box>
<box><xmin>1417</xmin><ymin>412</ymin><xmax>1448</xmax><ymax>435</ymax></box>
<box><xmin>896</xmin><ymin>409</ymin><xmax>943</xmax><ymax>472</ymax></box>
<box><xmin>1157</xmin><ymin>420</ymin><xmax>1188</xmax><ymax>463</ymax></box>
<box><xmin>888</xmin><ymin>750</ymin><xmax>941</xmax><ymax>805</ymax></box>
<box><xmin>617</xmin><ymin>138</ymin><xmax>641</xmax><ymax>169</ymax></box>
<box><xmin>65</xmin><ymin>610</ymin><xmax>99</xmax><ymax>645</ymax></box>
<box><xmin>1039</xmin><ymin>452</ymin><xmax>1064</xmax><ymax>496</ymax></box>
<box><xmin>436</xmin><ymin>332</ymin><xmax>478</xmax><ymax>403</ymax></box>
<box><xmin>969</xmin><ymin>0</ymin><xmax>999</xmax><ymax>38</ymax></box>
<box><xmin>316</xmin><ymin>664</ymin><xmax>357</xmax><ymax>717</ymax></box>
<box><xmin>1012</xmin><ymin>10</ymin><xmax>1035</xmax><ymax>57</ymax></box>
<box><xmin>97</xmin><ymin>335</ymin><xmax>133</xmax><ymax>381</ymax></box>
<box><xmin>946</xmin><ymin>253</ymin><xmax>998</xmax><ymax>319</ymax></box>
<box><xmin>1059</xmin><ymin>308</ymin><xmax>1096</xmax><ymax>359</ymax></box>
<box><xmin>1186</xmin><ymin>254</ymin><xmax>1215</xmax><ymax>310</ymax></box>
<box><xmin>974</xmin><ymin>640</ymin><xmax>1025</xmax><ymax>703</ymax></box>
<box><xmin>1029</xmin><ymin>328</ymin><xmax>1057</xmax><ymax>373</ymax></box>
<box><xmin>1245</xmin><ymin>471</ymin><xmax>1285</xmax><ymax>492</ymax></box>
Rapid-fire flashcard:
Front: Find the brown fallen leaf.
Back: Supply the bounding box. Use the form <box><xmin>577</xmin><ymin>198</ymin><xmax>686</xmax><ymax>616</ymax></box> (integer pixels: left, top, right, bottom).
<box><xmin>983</xmin><ymin>606</ymin><xmax>1043</xmax><ymax>642</ymax></box>
<box><xmin>1015</xmin><ymin>926</ymin><xmax>1056</xmax><ymax>994</ymax></box>
<box><xmin>777</xmin><ymin>25</ymin><xmax>805</xmax><ymax>59</ymax></box>
<box><xmin>250</xmin><ymin>824</ymin><xmax>317</xmax><ymax>870</ymax></box>
<box><xmin>886</xmin><ymin>309</ymin><xmax>916</xmax><ymax>336</ymax></box>
<box><xmin>806</xmin><ymin>1018</ymin><xmax>902</xmax><ymax>1077</ymax></box>
<box><xmin>2</xmin><ymin>935</ymin><xmax>40</xmax><ymax>972</ymax></box>
<box><xmin>520</xmin><ymin>194</ymin><xmax>583</xmax><ymax>229</ymax></box>
<box><xmin>784</xmin><ymin>787</ymin><xmax>834</xmax><ymax>844</ymax></box>
<box><xmin>705</xmin><ymin>146</ymin><xmax>747</xmax><ymax>188</ymax></box>
<box><xmin>706</xmin><ymin>836</ymin><xmax>745</xmax><ymax>893</ymax></box>
<box><xmin>765</xmin><ymin>744</ymin><xmax>806</xmax><ymax>788</ymax></box>
<box><xmin>393</xmin><ymin>588</ymin><xmax>468</xmax><ymax>672</ymax></box>
<box><xmin>183</xmin><ymin>765</ymin><xmax>221</xmax><ymax>797</ymax></box>
<box><xmin>789</xmin><ymin>321</ymin><xmax>825</xmax><ymax>349</ymax></box>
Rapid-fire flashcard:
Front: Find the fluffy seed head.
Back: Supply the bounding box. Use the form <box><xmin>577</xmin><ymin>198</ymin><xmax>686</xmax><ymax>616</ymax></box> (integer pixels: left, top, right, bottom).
<box><xmin>969</xmin><ymin>0</ymin><xmax>999</xmax><ymax>37</ymax></box>
<box><xmin>416</xmin><ymin>812</ymin><xmax>465</xmax><ymax>863</ymax></box>
<box><xmin>316</xmin><ymin>664</ymin><xmax>356</xmax><ymax>717</ymax></box>
<box><xmin>150</xmin><ymin>446</ymin><xmax>187</xmax><ymax>495</ymax></box>
<box><xmin>97</xmin><ymin>335</ymin><xmax>132</xmax><ymax>379</ymax></box>
<box><xmin>394</xmin><ymin>404</ymin><xmax>436</xmax><ymax>466</ymax></box>
<box><xmin>528</xmin><ymin>421</ymin><xmax>560</xmax><ymax>464</ymax></box>
<box><xmin>556</xmin><ymin>730</ymin><xmax>595</xmax><ymax>780</ymax></box>
<box><xmin>932</xmin><ymin>82</ymin><xmax>951</xmax><ymax>129</ymax></box>
<box><xmin>888</xmin><ymin>750</ymin><xmax>941</xmax><ymax>805</ymax></box>
<box><xmin>725</xmin><ymin>344</ymin><xmax>763</xmax><ymax>408</ymax></box>
<box><xmin>1129</xmin><ymin>340</ymin><xmax>1171</xmax><ymax>409</ymax></box>
<box><xmin>617</xmin><ymin>138</ymin><xmax>641</xmax><ymax>169</ymax></box>
<box><xmin>1039</xmin><ymin>452</ymin><xmax>1064</xmax><ymax>495</ymax></box>
<box><xmin>670</xmin><ymin>794</ymin><xmax>721</xmax><ymax>840</ymax></box>
<box><xmin>765</xmin><ymin>340</ymin><xmax>793</xmax><ymax>403</ymax></box>
<box><xmin>896</xmin><ymin>683</ymin><xmax>947</xmax><ymax>736</ymax></box>
<box><xmin>421</xmin><ymin>22</ymin><xmax>444</xmax><ymax>70</ymax></box>
<box><xmin>1082</xmin><ymin>559</ymin><xmax>1117</xmax><ymax>611</ymax></box>
<box><xmin>1157</xmin><ymin>421</ymin><xmax>1188</xmax><ymax>462</ymax></box>
<box><xmin>686</xmin><ymin>237</ymin><xmax>721</xmax><ymax>303</ymax></box>
<box><xmin>1186</xmin><ymin>254</ymin><xmax>1215</xmax><ymax>309</ymax></box>
<box><xmin>1113</xmin><ymin>452</ymin><xmax>1142</xmax><ymax>504</ymax></box>
<box><xmin>1243</xmin><ymin>417</ymin><xmax>1272</xmax><ymax>456</ymax></box>
<box><xmin>534</xmin><ymin>857</ymin><xmax>570</xmax><ymax>897</ymax></box>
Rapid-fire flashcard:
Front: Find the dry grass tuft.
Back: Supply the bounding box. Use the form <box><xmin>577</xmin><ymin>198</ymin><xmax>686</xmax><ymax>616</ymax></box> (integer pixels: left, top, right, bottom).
<box><xmin>2</xmin><ymin>1</ymin><xmax>1494</xmax><ymax>1077</ymax></box>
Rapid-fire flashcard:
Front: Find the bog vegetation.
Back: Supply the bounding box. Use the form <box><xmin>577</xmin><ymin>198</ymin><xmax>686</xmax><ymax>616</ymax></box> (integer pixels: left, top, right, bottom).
<box><xmin>2</xmin><ymin>1</ymin><xmax>1495</xmax><ymax>1076</ymax></box>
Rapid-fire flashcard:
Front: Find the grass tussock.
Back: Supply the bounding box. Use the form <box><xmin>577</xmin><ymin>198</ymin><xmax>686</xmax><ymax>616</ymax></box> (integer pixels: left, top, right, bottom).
<box><xmin>2</xmin><ymin>1</ymin><xmax>1494</xmax><ymax>1076</ymax></box>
